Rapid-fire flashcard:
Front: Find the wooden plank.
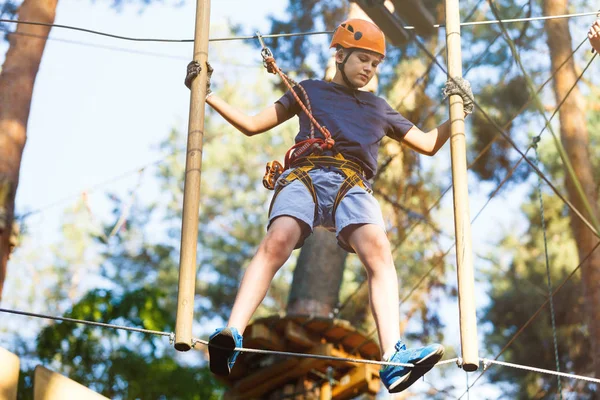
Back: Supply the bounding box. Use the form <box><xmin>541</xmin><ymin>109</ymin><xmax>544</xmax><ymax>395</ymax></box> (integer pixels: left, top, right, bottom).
<box><xmin>332</xmin><ymin>364</ymin><xmax>380</xmax><ymax>400</ymax></box>
<box><xmin>284</xmin><ymin>321</ymin><xmax>318</xmax><ymax>349</ymax></box>
<box><xmin>33</xmin><ymin>366</ymin><xmax>108</xmax><ymax>400</ymax></box>
<box><xmin>245</xmin><ymin>323</ymin><xmax>286</xmax><ymax>351</ymax></box>
<box><xmin>0</xmin><ymin>348</ymin><xmax>19</xmax><ymax>400</ymax></box>
<box><xmin>225</xmin><ymin>343</ymin><xmax>333</xmax><ymax>399</ymax></box>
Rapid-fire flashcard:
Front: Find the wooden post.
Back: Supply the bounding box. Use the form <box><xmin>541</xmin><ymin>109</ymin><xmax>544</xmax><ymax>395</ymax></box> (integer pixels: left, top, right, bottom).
<box><xmin>0</xmin><ymin>348</ymin><xmax>19</xmax><ymax>400</ymax></box>
<box><xmin>319</xmin><ymin>381</ymin><xmax>331</xmax><ymax>400</ymax></box>
<box><xmin>444</xmin><ymin>0</ymin><xmax>479</xmax><ymax>371</ymax></box>
<box><xmin>175</xmin><ymin>0</ymin><xmax>211</xmax><ymax>352</ymax></box>
<box><xmin>33</xmin><ymin>366</ymin><xmax>108</xmax><ymax>400</ymax></box>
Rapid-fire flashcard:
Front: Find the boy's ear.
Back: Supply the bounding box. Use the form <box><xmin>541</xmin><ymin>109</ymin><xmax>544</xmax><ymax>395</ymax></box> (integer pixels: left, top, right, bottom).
<box><xmin>335</xmin><ymin>48</ymin><xmax>345</xmax><ymax>63</ymax></box>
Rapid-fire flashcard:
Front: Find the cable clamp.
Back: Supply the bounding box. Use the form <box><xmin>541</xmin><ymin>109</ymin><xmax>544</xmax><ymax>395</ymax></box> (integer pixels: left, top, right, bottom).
<box><xmin>482</xmin><ymin>358</ymin><xmax>491</xmax><ymax>371</ymax></box>
<box><xmin>168</xmin><ymin>332</ymin><xmax>175</xmax><ymax>346</ymax></box>
<box><xmin>456</xmin><ymin>357</ymin><xmax>464</xmax><ymax>368</ymax></box>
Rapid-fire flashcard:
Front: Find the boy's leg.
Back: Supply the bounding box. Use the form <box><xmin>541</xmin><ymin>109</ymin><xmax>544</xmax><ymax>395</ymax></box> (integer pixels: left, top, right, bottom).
<box><xmin>344</xmin><ymin>223</ymin><xmax>400</xmax><ymax>355</ymax></box>
<box><xmin>209</xmin><ymin>215</ymin><xmax>303</xmax><ymax>376</ymax></box>
<box><xmin>227</xmin><ymin>215</ymin><xmax>303</xmax><ymax>331</ymax></box>
<box><xmin>344</xmin><ymin>223</ymin><xmax>444</xmax><ymax>393</ymax></box>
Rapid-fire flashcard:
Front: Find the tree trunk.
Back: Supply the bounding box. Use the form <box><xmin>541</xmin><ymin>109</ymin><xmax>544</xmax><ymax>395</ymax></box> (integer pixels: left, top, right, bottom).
<box><xmin>543</xmin><ymin>0</ymin><xmax>600</xmax><ymax>377</ymax></box>
<box><xmin>286</xmin><ymin>227</ymin><xmax>347</xmax><ymax>316</ymax></box>
<box><xmin>0</xmin><ymin>0</ymin><xmax>58</xmax><ymax>301</ymax></box>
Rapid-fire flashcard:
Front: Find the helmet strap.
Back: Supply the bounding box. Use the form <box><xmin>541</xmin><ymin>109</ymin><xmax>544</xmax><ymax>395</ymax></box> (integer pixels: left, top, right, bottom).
<box><xmin>336</xmin><ymin>48</ymin><xmax>358</xmax><ymax>89</ymax></box>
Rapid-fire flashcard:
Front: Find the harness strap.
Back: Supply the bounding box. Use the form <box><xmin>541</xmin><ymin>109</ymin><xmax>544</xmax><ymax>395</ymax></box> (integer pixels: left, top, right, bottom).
<box><xmin>268</xmin><ymin>155</ymin><xmax>372</xmax><ymax>223</ymax></box>
<box><xmin>268</xmin><ymin>165</ymin><xmax>317</xmax><ymax>219</ymax></box>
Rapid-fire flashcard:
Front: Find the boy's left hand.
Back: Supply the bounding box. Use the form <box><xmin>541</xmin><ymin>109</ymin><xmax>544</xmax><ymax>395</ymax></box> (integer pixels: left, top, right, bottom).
<box><xmin>442</xmin><ymin>76</ymin><xmax>474</xmax><ymax>115</ymax></box>
<box><xmin>184</xmin><ymin>61</ymin><xmax>213</xmax><ymax>96</ymax></box>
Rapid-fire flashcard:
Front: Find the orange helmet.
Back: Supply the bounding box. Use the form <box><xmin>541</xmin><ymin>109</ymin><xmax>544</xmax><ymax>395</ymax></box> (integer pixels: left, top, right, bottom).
<box><xmin>329</xmin><ymin>19</ymin><xmax>386</xmax><ymax>57</ymax></box>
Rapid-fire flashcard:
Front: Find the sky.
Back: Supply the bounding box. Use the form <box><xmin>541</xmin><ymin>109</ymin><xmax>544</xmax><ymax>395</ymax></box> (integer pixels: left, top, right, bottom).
<box><xmin>3</xmin><ymin>1</ymin><xmax>598</xmax><ymax>398</ymax></box>
<box><xmin>9</xmin><ymin>0</ymin><xmax>287</xmax><ymax>239</ymax></box>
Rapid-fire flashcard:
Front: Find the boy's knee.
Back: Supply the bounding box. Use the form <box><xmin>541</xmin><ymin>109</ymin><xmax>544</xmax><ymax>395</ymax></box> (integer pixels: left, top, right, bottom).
<box><xmin>364</xmin><ymin>234</ymin><xmax>391</xmax><ymax>258</ymax></box>
<box><xmin>354</xmin><ymin>229</ymin><xmax>393</xmax><ymax>267</ymax></box>
<box><xmin>261</xmin><ymin>217</ymin><xmax>303</xmax><ymax>259</ymax></box>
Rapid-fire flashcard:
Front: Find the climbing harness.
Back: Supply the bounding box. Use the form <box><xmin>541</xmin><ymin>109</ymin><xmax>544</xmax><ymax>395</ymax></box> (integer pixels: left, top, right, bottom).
<box><xmin>267</xmin><ymin>153</ymin><xmax>372</xmax><ymax>220</ymax></box>
<box><xmin>256</xmin><ymin>32</ymin><xmax>372</xmax><ymax>220</ymax></box>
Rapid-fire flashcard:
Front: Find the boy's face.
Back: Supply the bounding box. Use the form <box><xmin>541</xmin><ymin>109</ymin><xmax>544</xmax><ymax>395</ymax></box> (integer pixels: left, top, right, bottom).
<box><xmin>336</xmin><ymin>49</ymin><xmax>383</xmax><ymax>88</ymax></box>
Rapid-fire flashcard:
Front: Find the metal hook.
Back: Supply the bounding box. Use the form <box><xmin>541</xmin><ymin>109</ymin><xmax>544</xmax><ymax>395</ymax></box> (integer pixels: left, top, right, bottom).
<box><xmin>256</xmin><ymin>31</ymin><xmax>273</xmax><ymax>60</ymax></box>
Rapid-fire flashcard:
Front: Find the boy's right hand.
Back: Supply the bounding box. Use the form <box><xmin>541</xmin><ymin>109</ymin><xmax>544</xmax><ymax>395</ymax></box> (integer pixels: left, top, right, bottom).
<box><xmin>184</xmin><ymin>61</ymin><xmax>213</xmax><ymax>96</ymax></box>
<box><xmin>589</xmin><ymin>20</ymin><xmax>600</xmax><ymax>53</ymax></box>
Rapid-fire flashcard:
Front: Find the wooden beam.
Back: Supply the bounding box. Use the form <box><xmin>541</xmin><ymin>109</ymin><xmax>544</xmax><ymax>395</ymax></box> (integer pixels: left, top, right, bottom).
<box><xmin>332</xmin><ymin>364</ymin><xmax>380</xmax><ymax>400</ymax></box>
<box><xmin>175</xmin><ymin>0</ymin><xmax>212</xmax><ymax>352</ymax></box>
<box><xmin>389</xmin><ymin>0</ymin><xmax>436</xmax><ymax>37</ymax></box>
<box><xmin>0</xmin><ymin>348</ymin><xmax>19</xmax><ymax>400</ymax></box>
<box><xmin>444</xmin><ymin>0</ymin><xmax>479</xmax><ymax>372</ymax></box>
<box><xmin>352</xmin><ymin>0</ymin><xmax>410</xmax><ymax>46</ymax></box>
<box><xmin>33</xmin><ymin>366</ymin><xmax>108</xmax><ymax>400</ymax></box>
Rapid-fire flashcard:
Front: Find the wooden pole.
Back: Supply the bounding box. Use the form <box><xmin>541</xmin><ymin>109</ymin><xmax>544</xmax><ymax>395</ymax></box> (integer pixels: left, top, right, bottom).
<box><xmin>319</xmin><ymin>382</ymin><xmax>331</xmax><ymax>400</ymax></box>
<box><xmin>175</xmin><ymin>0</ymin><xmax>211</xmax><ymax>352</ymax></box>
<box><xmin>0</xmin><ymin>348</ymin><xmax>19</xmax><ymax>400</ymax></box>
<box><xmin>444</xmin><ymin>0</ymin><xmax>479</xmax><ymax>372</ymax></box>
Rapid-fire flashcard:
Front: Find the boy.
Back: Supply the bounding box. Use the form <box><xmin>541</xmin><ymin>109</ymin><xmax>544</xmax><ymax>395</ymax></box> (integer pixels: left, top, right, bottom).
<box><xmin>187</xmin><ymin>19</ymin><xmax>473</xmax><ymax>394</ymax></box>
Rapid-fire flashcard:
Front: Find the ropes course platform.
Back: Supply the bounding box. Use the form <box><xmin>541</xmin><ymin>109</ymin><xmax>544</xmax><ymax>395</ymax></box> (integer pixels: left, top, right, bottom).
<box><xmin>221</xmin><ymin>314</ymin><xmax>381</xmax><ymax>400</ymax></box>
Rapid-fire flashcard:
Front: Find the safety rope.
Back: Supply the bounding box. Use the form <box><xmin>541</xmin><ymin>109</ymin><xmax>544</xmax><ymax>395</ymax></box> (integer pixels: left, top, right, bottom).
<box><xmin>533</xmin><ymin>140</ymin><xmax>563</xmax><ymax>397</ymax></box>
<box><xmin>481</xmin><ymin>359</ymin><xmax>600</xmax><ymax>385</ymax></box>
<box><xmin>1</xmin><ymin>11</ymin><xmax>598</xmax><ymax>43</ymax></box>
<box><xmin>256</xmin><ymin>32</ymin><xmax>334</xmax><ymax>169</ymax></box>
<box><xmin>0</xmin><ymin>307</ymin><xmax>173</xmax><ymax>338</ymax></box>
<box><xmin>0</xmin><ymin>305</ymin><xmax>456</xmax><ymax>369</ymax></box>
<box><xmin>5</xmin><ymin>305</ymin><xmax>600</xmax><ymax>389</ymax></box>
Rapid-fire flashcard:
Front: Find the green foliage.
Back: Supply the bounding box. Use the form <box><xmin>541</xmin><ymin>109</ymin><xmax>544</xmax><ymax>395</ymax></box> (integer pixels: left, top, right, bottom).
<box><xmin>32</xmin><ymin>288</ymin><xmax>223</xmax><ymax>399</ymax></box>
<box><xmin>481</xmin><ymin>182</ymin><xmax>595</xmax><ymax>398</ymax></box>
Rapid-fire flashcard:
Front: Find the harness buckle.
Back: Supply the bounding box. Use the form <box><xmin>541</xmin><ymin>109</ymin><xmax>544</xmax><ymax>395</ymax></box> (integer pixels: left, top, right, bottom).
<box><xmin>263</xmin><ymin>160</ymin><xmax>284</xmax><ymax>190</ymax></box>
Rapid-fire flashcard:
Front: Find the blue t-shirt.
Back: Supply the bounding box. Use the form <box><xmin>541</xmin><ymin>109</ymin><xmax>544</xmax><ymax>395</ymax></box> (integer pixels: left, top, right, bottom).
<box><xmin>276</xmin><ymin>79</ymin><xmax>414</xmax><ymax>179</ymax></box>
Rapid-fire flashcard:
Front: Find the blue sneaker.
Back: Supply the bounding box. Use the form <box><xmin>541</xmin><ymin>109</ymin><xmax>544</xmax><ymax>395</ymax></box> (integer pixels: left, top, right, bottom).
<box><xmin>380</xmin><ymin>340</ymin><xmax>445</xmax><ymax>393</ymax></box>
<box><xmin>208</xmin><ymin>327</ymin><xmax>243</xmax><ymax>376</ymax></box>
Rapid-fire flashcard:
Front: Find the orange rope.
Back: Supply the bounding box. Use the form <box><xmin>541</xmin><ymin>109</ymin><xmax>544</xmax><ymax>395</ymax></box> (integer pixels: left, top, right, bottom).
<box><xmin>261</xmin><ymin>52</ymin><xmax>335</xmax><ymax>169</ymax></box>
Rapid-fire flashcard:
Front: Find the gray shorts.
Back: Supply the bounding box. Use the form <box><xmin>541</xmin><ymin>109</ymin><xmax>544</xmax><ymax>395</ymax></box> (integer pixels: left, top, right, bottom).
<box><xmin>268</xmin><ymin>167</ymin><xmax>386</xmax><ymax>253</ymax></box>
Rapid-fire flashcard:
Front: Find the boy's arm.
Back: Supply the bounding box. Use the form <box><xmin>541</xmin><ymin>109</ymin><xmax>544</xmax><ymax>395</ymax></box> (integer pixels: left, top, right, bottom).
<box><xmin>206</xmin><ymin>95</ymin><xmax>294</xmax><ymax>136</ymax></box>
<box><xmin>185</xmin><ymin>61</ymin><xmax>294</xmax><ymax>136</ymax></box>
<box><xmin>401</xmin><ymin>76</ymin><xmax>473</xmax><ymax>156</ymax></box>
<box><xmin>402</xmin><ymin>116</ymin><xmax>464</xmax><ymax>156</ymax></box>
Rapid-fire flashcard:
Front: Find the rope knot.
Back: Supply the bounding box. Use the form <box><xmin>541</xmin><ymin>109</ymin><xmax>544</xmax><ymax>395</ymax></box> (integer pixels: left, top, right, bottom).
<box><xmin>264</xmin><ymin>57</ymin><xmax>277</xmax><ymax>74</ymax></box>
<box><xmin>323</xmin><ymin>133</ymin><xmax>335</xmax><ymax>149</ymax></box>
